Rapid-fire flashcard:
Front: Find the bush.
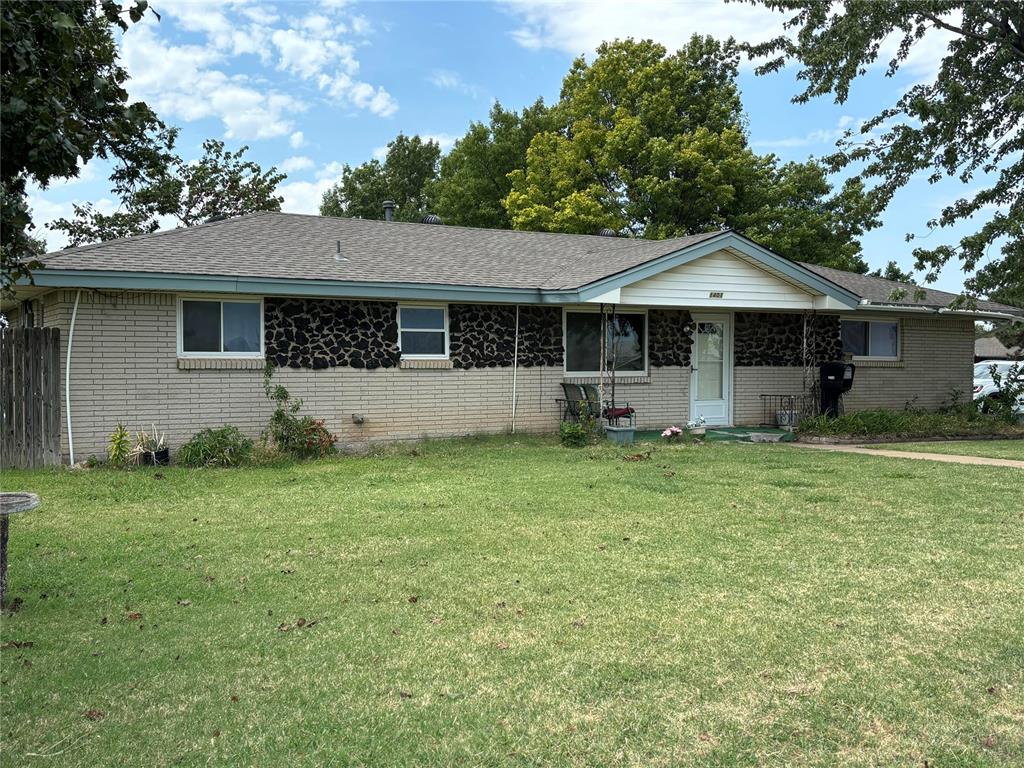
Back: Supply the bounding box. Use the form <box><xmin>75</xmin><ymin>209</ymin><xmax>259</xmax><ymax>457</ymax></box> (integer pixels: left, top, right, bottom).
<box><xmin>559</xmin><ymin>420</ymin><xmax>591</xmax><ymax>448</ymax></box>
<box><xmin>263</xmin><ymin>364</ymin><xmax>338</xmax><ymax>459</ymax></box>
<box><xmin>797</xmin><ymin>405</ymin><xmax>1022</xmax><ymax>440</ymax></box>
<box><xmin>177</xmin><ymin>426</ymin><xmax>254</xmax><ymax>467</ymax></box>
<box><xmin>108</xmin><ymin>423</ymin><xmax>131</xmax><ymax>467</ymax></box>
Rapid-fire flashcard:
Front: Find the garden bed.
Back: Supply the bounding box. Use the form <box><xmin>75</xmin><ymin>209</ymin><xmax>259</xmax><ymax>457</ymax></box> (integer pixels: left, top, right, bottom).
<box><xmin>796</xmin><ymin>407</ymin><xmax>1024</xmax><ymax>442</ymax></box>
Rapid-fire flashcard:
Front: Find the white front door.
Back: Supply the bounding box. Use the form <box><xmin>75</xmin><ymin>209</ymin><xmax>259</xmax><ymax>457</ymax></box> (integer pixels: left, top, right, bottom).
<box><xmin>690</xmin><ymin>314</ymin><xmax>732</xmax><ymax>426</ymax></box>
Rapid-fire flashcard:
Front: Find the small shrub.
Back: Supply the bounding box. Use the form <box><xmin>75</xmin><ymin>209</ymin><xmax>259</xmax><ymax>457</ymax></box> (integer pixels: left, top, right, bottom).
<box><xmin>263</xmin><ymin>364</ymin><xmax>337</xmax><ymax>459</ymax></box>
<box><xmin>559</xmin><ymin>420</ymin><xmax>591</xmax><ymax>448</ymax></box>
<box><xmin>108</xmin><ymin>423</ymin><xmax>131</xmax><ymax>467</ymax></box>
<box><xmin>177</xmin><ymin>426</ymin><xmax>253</xmax><ymax>467</ymax></box>
<box><xmin>797</xmin><ymin>406</ymin><xmax>1020</xmax><ymax>439</ymax></box>
<box><xmin>984</xmin><ymin>362</ymin><xmax>1024</xmax><ymax>423</ymax></box>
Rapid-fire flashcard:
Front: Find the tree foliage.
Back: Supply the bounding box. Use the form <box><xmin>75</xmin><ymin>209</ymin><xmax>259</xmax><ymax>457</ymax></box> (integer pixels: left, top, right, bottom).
<box><xmin>320</xmin><ymin>134</ymin><xmax>440</xmax><ymax>222</ymax></box>
<box><xmin>1</xmin><ymin>0</ymin><xmax>168</xmax><ymax>296</ymax></box>
<box><xmin>432</xmin><ymin>100</ymin><xmax>554</xmax><ymax>229</ymax></box>
<box><xmin>742</xmin><ymin>0</ymin><xmax>1024</xmax><ymax>306</ymax></box>
<box><xmin>504</xmin><ymin>37</ymin><xmax>877</xmax><ymax>270</ymax></box>
<box><xmin>51</xmin><ymin>139</ymin><xmax>287</xmax><ymax>246</ymax></box>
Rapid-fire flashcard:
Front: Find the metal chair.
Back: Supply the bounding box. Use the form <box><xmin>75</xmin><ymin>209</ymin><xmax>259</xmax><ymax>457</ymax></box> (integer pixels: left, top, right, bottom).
<box><xmin>580</xmin><ymin>383</ymin><xmax>636</xmax><ymax>426</ymax></box>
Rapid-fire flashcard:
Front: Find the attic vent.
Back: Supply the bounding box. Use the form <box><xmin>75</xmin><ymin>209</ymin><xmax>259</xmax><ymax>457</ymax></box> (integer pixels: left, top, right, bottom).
<box><xmin>597</xmin><ymin>227</ymin><xmax>617</xmax><ymax>237</ymax></box>
<box><xmin>421</xmin><ymin>213</ymin><xmax>443</xmax><ymax>225</ymax></box>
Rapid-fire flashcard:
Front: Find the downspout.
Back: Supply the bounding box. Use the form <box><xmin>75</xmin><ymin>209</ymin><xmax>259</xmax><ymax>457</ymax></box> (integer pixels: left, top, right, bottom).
<box><xmin>65</xmin><ymin>290</ymin><xmax>81</xmax><ymax>465</ymax></box>
<box><xmin>510</xmin><ymin>304</ymin><xmax>520</xmax><ymax>433</ymax></box>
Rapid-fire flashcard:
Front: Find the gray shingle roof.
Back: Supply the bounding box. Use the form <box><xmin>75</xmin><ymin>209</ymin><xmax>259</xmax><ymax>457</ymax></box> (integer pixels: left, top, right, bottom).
<box><xmin>39</xmin><ymin>211</ymin><xmax>724</xmax><ymax>291</ymax></box>
<box><xmin>799</xmin><ymin>262</ymin><xmax>1021</xmax><ymax>315</ymax></box>
<box><xmin>37</xmin><ymin>211</ymin><xmax>1022</xmax><ymax>316</ymax></box>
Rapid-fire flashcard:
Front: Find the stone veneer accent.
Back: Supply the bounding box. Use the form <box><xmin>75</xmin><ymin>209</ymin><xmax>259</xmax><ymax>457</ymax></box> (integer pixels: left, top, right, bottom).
<box><xmin>448</xmin><ymin>304</ymin><xmax>563</xmax><ymax>369</ymax></box>
<box><xmin>648</xmin><ymin>309</ymin><xmax>693</xmax><ymax>367</ymax></box>
<box><xmin>734</xmin><ymin>312</ymin><xmax>841</xmax><ymax>367</ymax></box>
<box><xmin>264</xmin><ymin>298</ymin><xmax>400</xmax><ymax>370</ymax></box>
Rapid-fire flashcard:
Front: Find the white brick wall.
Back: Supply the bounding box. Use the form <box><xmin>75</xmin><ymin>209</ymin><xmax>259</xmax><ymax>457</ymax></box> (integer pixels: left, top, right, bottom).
<box><xmin>39</xmin><ymin>291</ymin><xmax>974</xmax><ymax>458</ymax></box>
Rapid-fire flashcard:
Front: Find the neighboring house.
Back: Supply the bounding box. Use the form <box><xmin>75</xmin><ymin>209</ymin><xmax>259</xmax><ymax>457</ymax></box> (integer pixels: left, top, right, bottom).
<box><xmin>4</xmin><ymin>212</ymin><xmax>1022</xmax><ymax>460</ymax></box>
<box><xmin>975</xmin><ymin>335</ymin><xmax>1022</xmax><ymax>362</ymax></box>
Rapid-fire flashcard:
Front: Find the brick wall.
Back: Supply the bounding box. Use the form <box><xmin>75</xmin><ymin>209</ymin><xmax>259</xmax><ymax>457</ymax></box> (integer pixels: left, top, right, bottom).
<box><xmin>39</xmin><ymin>292</ymin><xmax>973</xmax><ymax>459</ymax></box>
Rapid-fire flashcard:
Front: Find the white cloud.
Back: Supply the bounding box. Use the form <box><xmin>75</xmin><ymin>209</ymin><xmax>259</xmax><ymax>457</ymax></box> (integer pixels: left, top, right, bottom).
<box><xmin>120</xmin><ymin>25</ymin><xmax>304</xmax><ymax>140</ymax></box>
<box><xmin>315</xmin><ymin>161</ymin><xmax>347</xmax><ymax>181</ymax></box>
<box><xmin>371</xmin><ymin>145</ymin><xmax>388</xmax><ymax>162</ymax></box>
<box><xmin>428</xmin><ymin>69</ymin><xmax>484</xmax><ymax>98</ymax></box>
<box><xmin>501</xmin><ymin>0</ymin><xmax>785</xmax><ymax>60</ymax></box>
<box><xmin>753</xmin><ymin>116</ymin><xmax>861</xmax><ymax>149</ymax></box>
<box><xmin>25</xmin><ymin>186</ymin><xmax>119</xmax><ymax>252</ymax></box>
<box><xmin>279</xmin><ymin>156</ymin><xmax>315</xmax><ymax>173</ymax></box>
<box><xmin>289</xmin><ymin>131</ymin><xmax>306</xmax><ymax>149</ymax></box>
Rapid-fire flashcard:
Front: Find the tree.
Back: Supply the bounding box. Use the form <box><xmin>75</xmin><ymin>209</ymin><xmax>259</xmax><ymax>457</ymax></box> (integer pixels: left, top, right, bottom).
<box><xmin>431</xmin><ymin>99</ymin><xmax>553</xmax><ymax>229</ymax></box>
<box><xmin>742</xmin><ymin>1</ymin><xmax>1024</xmax><ymax>306</ymax></box>
<box><xmin>320</xmin><ymin>134</ymin><xmax>440</xmax><ymax>222</ymax></box>
<box><xmin>870</xmin><ymin>261</ymin><xmax>915</xmax><ymax>283</ymax></box>
<box><xmin>1</xmin><ymin>0</ymin><xmax>169</xmax><ymax>296</ymax></box>
<box><xmin>51</xmin><ymin>139</ymin><xmax>287</xmax><ymax>246</ymax></box>
<box><xmin>504</xmin><ymin>37</ymin><xmax>877</xmax><ymax>270</ymax></box>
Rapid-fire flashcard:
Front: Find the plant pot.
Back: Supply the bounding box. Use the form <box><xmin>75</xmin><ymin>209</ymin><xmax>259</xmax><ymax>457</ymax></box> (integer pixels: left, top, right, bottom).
<box><xmin>605</xmin><ymin>425</ymin><xmax>635</xmax><ymax>445</ymax></box>
<box><xmin>689</xmin><ymin>426</ymin><xmax>706</xmax><ymax>437</ymax></box>
<box><xmin>142</xmin><ymin>448</ymin><xmax>169</xmax><ymax>466</ymax></box>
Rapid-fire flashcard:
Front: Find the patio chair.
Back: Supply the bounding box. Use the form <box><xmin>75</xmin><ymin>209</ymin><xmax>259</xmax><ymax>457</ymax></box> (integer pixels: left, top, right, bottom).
<box><xmin>581</xmin><ymin>383</ymin><xmax>636</xmax><ymax>427</ymax></box>
<box><xmin>557</xmin><ymin>382</ymin><xmax>586</xmax><ymax>422</ymax></box>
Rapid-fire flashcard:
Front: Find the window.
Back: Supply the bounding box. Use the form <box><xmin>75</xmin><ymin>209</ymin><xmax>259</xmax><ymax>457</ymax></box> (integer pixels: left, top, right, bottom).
<box><xmin>841</xmin><ymin>319</ymin><xmax>899</xmax><ymax>359</ymax></box>
<box><xmin>179</xmin><ymin>298</ymin><xmax>263</xmax><ymax>356</ymax></box>
<box><xmin>564</xmin><ymin>311</ymin><xmax>646</xmax><ymax>374</ymax></box>
<box><xmin>398</xmin><ymin>305</ymin><xmax>448</xmax><ymax>358</ymax></box>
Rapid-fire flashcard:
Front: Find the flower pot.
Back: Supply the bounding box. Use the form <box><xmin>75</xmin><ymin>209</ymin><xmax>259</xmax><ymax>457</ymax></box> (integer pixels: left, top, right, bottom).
<box><xmin>689</xmin><ymin>426</ymin><xmax>706</xmax><ymax>437</ymax></box>
<box><xmin>605</xmin><ymin>425</ymin><xmax>635</xmax><ymax>445</ymax></box>
<box><xmin>142</xmin><ymin>448</ymin><xmax>169</xmax><ymax>466</ymax></box>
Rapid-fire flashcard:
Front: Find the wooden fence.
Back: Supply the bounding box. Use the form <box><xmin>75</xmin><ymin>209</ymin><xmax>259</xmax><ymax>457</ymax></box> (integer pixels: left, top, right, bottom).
<box><xmin>1</xmin><ymin>327</ymin><xmax>62</xmax><ymax>469</ymax></box>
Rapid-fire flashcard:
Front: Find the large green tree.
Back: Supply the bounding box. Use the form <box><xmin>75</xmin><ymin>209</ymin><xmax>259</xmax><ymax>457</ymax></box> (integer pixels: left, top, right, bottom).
<box><xmin>431</xmin><ymin>100</ymin><xmax>554</xmax><ymax>229</ymax></box>
<box><xmin>51</xmin><ymin>139</ymin><xmax>287</xmax><ymax>246</ymax></box>
<box><xmin>1</xmin><ymin>0</ymin><xmax>170</xmax><ymax>296</ymax></box>
<box><xmin>741</xmin><ymin>0</ymin><xmax>1024</xmax><ymax>307</ymax></box>
<box><xmin>320</xmin><ymin>134</ymin><xmax>440</xmax><ymax>222</ymax></box>
<box><xmin>504</xmin><ymin>37</ymin><xmax>877</xmax><ymax>270</ymax></box>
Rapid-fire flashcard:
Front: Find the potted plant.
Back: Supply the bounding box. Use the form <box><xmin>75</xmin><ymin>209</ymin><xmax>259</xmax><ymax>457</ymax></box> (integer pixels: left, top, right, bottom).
<box><xmin>686</xmin><ymin>415</ymin><xmax>707</xmax><ymax>437</ymax></box>
<box><xmin>135</xmin><ymin>426</ymin><xmax>169</xmax><ymax>466</ymax></box>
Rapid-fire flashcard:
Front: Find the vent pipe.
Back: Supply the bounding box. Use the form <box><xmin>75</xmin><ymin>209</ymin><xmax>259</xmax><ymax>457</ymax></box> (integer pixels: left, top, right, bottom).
<box><xmin>382</xmin><ymin>200</ymin><xmax>395</xmax><ymax>222</ymax></box>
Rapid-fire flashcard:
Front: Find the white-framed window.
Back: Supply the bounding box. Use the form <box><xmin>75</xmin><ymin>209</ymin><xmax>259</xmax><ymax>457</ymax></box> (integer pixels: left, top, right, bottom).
<box><xmin>563</xmin><ymin>309</ymin><xmax>647</xmax><ymax>376</ymax></box>
<box><xmin>398</xmin><ymin>304</ymin><xmax>449</xmax><ymax>359</ymax></box>
<box><xmin>177</xmin><ymin>297</ymin><xmax>264</xmax><ymax>357</ymax></box>
<box><xmin>840</xmin><ymin>319</ymin><xmax>900</xmax><ymax>360</ymax></box>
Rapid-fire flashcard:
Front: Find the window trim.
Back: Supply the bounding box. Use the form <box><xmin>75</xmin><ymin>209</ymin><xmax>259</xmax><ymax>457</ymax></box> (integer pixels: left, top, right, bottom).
<box><xmin>562</xmin><ymin>307</ymin><xmax>649</xmax><ymax>377</ymax></box>
<box><xmin>841</xmin><ymin>318</ymin><xmax>901</xmax><ymax>361</ymax></box>
<box><xmin>398</xmin><ymin>303</ymin><xmax>450</xmax><ymax>360</ymax></box>
<box><xmin>177</xmin><ymin>295</ymin><xmax>265</xmax><ymax>359</ymax></box>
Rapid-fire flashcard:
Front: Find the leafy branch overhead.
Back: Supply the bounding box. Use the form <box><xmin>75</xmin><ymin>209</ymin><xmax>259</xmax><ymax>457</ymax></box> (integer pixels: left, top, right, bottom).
<box><xmin>51</xmin><ymin>139</ymin><xmax>287</xmax><ymax>247</ymax></box>
<box><xmin>740</xmin><ymin>0</ymin><xmax>1024</xmax><ymax>308</ymax></box>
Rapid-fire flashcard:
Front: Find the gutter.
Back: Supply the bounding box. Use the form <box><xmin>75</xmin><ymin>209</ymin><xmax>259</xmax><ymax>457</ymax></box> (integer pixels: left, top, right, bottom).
<box><xmin>65</xmin><ymin>289</ymin><xmax>81</xmax><ymax>465</ymax></box>
<box><xmin>855</xmin><ymin>301</ymin><xmax>1024</xmax><ymax>323</ymax></box>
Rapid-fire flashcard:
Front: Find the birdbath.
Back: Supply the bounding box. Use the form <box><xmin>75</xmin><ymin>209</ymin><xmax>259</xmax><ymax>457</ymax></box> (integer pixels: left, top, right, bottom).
<box><xmin>0</xmin><ymin>492</ymin><xmax>39</xmax><ymax>608</ymax></box>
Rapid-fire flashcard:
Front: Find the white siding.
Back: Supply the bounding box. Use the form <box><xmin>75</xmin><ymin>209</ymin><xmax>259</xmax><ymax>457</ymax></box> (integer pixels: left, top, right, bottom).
<box><xmin>618</xmin><ymin>249</ymin><xmax>817</xmax><ymax>309</ymax></box>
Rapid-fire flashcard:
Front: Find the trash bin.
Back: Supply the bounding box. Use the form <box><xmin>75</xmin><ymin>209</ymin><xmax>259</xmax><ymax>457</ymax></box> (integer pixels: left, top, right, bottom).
<box><xmin>820</xmin><ymin>361</ymin><xmax>856</xmax><ymax>417</ymax></box>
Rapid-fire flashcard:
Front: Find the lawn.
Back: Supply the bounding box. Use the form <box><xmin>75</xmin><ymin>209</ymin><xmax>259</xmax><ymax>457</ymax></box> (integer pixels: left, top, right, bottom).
<box><xmin>2</xmin><ymin>436</ymin><xmax>1022</xmax><ymax>767</ymax></box>
<box><xmin>866</xmin><ymin>439</ymin><xmax>1024</xmax><ymax>461</ymax></box>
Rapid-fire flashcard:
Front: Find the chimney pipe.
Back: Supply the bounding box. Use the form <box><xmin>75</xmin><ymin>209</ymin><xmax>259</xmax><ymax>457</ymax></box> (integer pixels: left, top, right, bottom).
<box><xmin>382</xmin><ymin>200</ymin><xmax>395</xmax><ymax>222</ymax></box>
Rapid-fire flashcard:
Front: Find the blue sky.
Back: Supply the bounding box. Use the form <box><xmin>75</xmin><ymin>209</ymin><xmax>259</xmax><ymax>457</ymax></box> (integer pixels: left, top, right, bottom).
<box><xmin>29</xmin><ymin>0</ymin><xmax>981</xmax><ymax>294</ymax></box>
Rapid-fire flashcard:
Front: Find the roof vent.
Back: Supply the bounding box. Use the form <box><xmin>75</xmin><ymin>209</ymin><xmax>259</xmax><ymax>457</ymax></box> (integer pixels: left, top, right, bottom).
<box><xmin>597</xmin><ymin>227</ymin><xmax>618</xmax><ymax>237</ymax></box>
<box><xmin>421</xmin><ymin>213</ymin><xmax>443</xmax><ymax>225</ymax></box>
<box><xmin>382</xmin><ymin>200</ymin><xmax>395</xmax><ymax>222</ymax></box>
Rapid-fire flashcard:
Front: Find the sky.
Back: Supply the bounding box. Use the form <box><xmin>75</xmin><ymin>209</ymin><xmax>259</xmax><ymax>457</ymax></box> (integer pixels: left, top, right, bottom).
<box><xmin>28</xmin><ymin>0</ymin><xmax>985</xmax><ymax>294</ymax></box>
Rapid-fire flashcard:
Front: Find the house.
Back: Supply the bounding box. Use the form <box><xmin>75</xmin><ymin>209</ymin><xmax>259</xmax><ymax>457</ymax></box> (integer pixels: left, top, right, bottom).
<box><xmin>4</xmin><ymin>212</ymin><xmax>1022</xmax><ymax>461</ymax></box>
<box><xmin>975</xmin><ymin>335</ymin><xmax>1022</xmax><ymax>362</ymax></box>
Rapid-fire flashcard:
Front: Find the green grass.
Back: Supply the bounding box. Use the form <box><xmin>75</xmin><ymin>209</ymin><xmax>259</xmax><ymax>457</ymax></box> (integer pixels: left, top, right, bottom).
<box><xmin>866</xmin><ymin>439</ymin><xmax>1024</xmax><ymax>461</ymax></box>
<box><xmin>797</xmin><ymin>407</ymin><xmax>1024</xmax><ymax>440</ymax></box>
<box><xmin>2</xmin><ymin>436</ymin><xmax>1022</xmax><ymax>767</ymax></box>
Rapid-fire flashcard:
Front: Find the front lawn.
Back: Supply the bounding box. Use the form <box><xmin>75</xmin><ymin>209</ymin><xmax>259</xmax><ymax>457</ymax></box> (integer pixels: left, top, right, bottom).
<box><xmin>866</xmin><ymin>439</ymin><xmax>1024</xmax><ymax>461</ymax></box>
<box><xmin>2</xmin><ymin>437</ymin><xmax>1022</xmax><ymax>767</ymax></box>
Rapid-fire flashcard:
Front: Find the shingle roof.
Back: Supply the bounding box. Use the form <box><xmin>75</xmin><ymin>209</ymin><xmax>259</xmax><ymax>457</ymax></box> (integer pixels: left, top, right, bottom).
<box><xmin>799</xmin><ymin>262</ymin><xmax>1021</xmax><ymax>315</ymax></box>
<box><xmin>37</xmin><ymin>211</ymin><xmax>1023</xmax><ymax>316</ymax></box>
<box><xmin>38</xmin><ymin>211</ymin><xmax>724</xmax><ymax>291</ymax></box>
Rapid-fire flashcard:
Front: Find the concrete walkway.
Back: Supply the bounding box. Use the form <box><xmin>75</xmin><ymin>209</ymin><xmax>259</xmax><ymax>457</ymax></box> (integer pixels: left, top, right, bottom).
<box><xmin>790</xmin><ymin>442</ymin><xmax>1024</xmax><ymax>469</ymax></box>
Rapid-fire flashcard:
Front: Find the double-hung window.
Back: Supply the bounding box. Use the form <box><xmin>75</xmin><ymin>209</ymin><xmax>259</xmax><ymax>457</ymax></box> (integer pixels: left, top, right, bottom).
<box><xmin>398</xmin><ymin>305</ymin><xmax>448</xmax><ymax>358</ymax></box>
<box><xmin>179</xmin><ymin>298</ymin><xmax>263</xmax><ymax>356</ymax></box>
<box><xmin>840</xmin><ymin>319</ymin><xmax>899</xmax><ymax>359</ymax></box>
<box><xmin>564</xmin><ymin>310</ymin><xmax>647</xmax><ymax>375</ymax></box>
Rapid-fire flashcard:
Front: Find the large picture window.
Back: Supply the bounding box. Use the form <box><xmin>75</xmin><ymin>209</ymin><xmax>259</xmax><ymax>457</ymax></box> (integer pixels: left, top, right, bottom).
<box><xmin>565</xmin><ymin>311</ymin><xmax>646</xmax><ymax>374</ymax></box>
<box><xmin>398</xmin><ymin>305</ymin><xmax>448</xmax><ymax>358</ymax></box>
<box><xmin>179</xmin><ymin>298</ymin><xmax>263</xmax><ymax>356</ymax></box>
<box><xmin>841</xmin><ymin>319</ymin><xmax>899</xmax><ymax>359</ymax></box>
